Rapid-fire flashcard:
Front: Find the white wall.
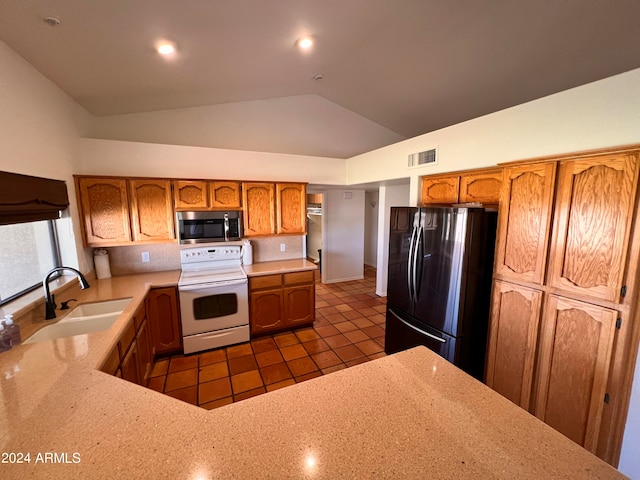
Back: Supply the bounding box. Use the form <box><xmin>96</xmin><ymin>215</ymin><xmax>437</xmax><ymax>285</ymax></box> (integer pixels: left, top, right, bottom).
<box><xmin>0</xmin><ymin>40</ymin><xmax>93</xmax><ymax>273</ymax></box>
<box><xmin>89</xmin><ymin>94</ymin><xmax>404</xmax><ymax>159</ymax></box>
<box><xmin>375</xmin><ymin>184</ymin><xmax>410</xmax><ymax>296</ymax></box>
<box><xmin>364</xmin><ymin>191</ymin><xmax>379</xmax><ymax>267</ymax></box>
<box><xmin>347</xmin><ymin>68</ymin><xmax>640</xmax><ymax>204</ymax></box>
<box><xmin>79</xmin><ymin>138</ymin><xmax>346</xmax><ymax>185</ymax></box>
<box><xmin>323</xmin><ymin>190</ymin><xmax>365</xmax><ymax>283</ymax></box>
<box><xmin>620</xmin><ymin>346</ymin><xmax>640</xmax><ymax>478</ymax></box>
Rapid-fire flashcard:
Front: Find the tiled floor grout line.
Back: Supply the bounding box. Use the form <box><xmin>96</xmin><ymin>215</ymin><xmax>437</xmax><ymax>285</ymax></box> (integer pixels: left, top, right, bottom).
<box><xmin>148</xmin><ymin>265</ymin><xmax>385</xmax><ymax>409</ymax></box>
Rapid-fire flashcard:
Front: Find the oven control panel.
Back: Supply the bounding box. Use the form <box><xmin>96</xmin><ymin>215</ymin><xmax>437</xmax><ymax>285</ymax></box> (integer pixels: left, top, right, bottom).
<box><xmin>180</xmin><ymin>245</ymin><xmax>242</xmax><ymax>264</ymax></box>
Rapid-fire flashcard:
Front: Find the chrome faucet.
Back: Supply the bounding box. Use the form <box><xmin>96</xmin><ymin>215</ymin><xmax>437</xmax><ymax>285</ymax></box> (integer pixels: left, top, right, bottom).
<box><xmin>43</xmin><ymin>267</ymin><xmax>90</xmax><ymax>320</ymax></box>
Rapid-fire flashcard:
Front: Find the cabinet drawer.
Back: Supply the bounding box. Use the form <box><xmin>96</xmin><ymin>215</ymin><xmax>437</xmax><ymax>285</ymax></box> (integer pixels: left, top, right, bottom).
<box><xmin>101</xmin><ymin>346</ymin><xmax>120</xmax><ymax>375</ymax></box>
<box><xmin>250</xmin><ymin>274</ymin><xmax>283</xmax><ymax>291</ymax></box>
<box><xmin>284</xmin><ymin>270</ymin><xmax>314</xmax><ymax>285</ymax></box>
<box><xmin>118</xmin><ymin>320</ymin><xmax>136</xmax><ymax>357</ymax></box>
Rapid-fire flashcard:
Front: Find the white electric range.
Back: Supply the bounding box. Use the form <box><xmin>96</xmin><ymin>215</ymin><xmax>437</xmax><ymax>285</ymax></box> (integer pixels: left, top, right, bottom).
<box><xmin>178</xmin><ymin>245</ymin><xmax>249</xmax><ymax>354</ymax></box>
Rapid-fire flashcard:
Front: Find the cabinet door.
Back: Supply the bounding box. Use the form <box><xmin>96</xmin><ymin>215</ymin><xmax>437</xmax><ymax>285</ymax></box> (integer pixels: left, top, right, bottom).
<box><xmin>421</xmin><ymin>176</ymin><xmax>459</xmax><ymax>205</ymax></box>
<box><xmin>136</xmin><ymin>319</ymin><xmax>152</xmax><ymax>386</ymax></box>
<box><xmin>250</xmin><ymin>289</ymin><xmax>285</xmax><ymax>335</ymax></box>
<box><xmin>242</xmin><ymin>183</ymin><xmax>275</xmax><ymax>236</ymax></box>
<box><xmin>129</xmin><ymin>179</ymin><xmax>175</xmax><ymax>242</ymax></box>
<box><xmin>284</xmin><ymin>284</ymin><xmax>315</xmax><ymax>326</ymax></box>
<box><xmin>210</xmin><ymin>181</ymin><xmax>242</xmax><ymax>209</ymax></box>
<box><xmin>173</xmin><ymin>180</ymin><xmax>208</xmax><ymax>210</ymax></box>
<box><xmin>459</xmin><ymin>169</ymin><xmax>502</xmax><ymax>204</ymax></box>
<box><xmin>276</xmin><ymin>183</ymin><xmax>307</xmax><ymax>234</ymax></box>
<box><xmin>548</xmin><ymin>153</ymin><xmax>638</xmax><ymax>302</ymax></box>
<box><xmin>147</xmin><ymin>287</ymin><xmax>182</xmax><ymax>355</ymax></box>
<box><xmin>485</xmin><ymin>281</ymin><xmax>542</xmax><ymax>410</ymax></box>
<box><xmin>494</xmin><ymin>163</ymin><xmax>556</xmax><ymax>285</ymax></box>
<box><xmin>534</xmin><ymin>296</ymin><xmax>617</xmax><ymax>453</ymax></box>
<box><xmin>121</xmin><ymin>340</ymin><xmax>140</xmax><ymax>385</ymax></box>
<box><xmin>76</xmin><ymin>177</ymin><xmax>131</xmax><ymax>245</ymax></box>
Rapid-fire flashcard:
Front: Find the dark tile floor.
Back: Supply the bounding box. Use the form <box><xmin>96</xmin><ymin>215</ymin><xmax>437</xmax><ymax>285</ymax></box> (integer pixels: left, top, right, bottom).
<box><xmin>146</xmin><ymin>265</ymin><xmax>387</xmax><ymax>410</ymax></box>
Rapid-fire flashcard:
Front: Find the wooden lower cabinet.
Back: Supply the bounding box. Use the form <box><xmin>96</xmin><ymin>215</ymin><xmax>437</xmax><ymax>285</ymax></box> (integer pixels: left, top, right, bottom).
<box><xmin>120</xmin><ymin>340</ymin><xmax>140</xmax><ymax>384</ymax></box>
<box><xmin>136</xmin><ymin>319</ymin><xmax>152</xmax><ymax>385</ymax></box>
<box><xmin>147</xmin><ymin>286</ymin><xmax>182</xmax><ymax>355</ymax></box>
<box><xmin>534</xmin><ymin>296</ymin><xmax>617</xmax><ymax>453</ymax></box>
<box><xmin>485</xmin><ymin>281</ymin><xmax>542</xmax><ymax>410</ymax></box>
<box><xmin>250</xmin><ymin>270</ymin><xmax>315</xmax><ymax>335</ymax></box>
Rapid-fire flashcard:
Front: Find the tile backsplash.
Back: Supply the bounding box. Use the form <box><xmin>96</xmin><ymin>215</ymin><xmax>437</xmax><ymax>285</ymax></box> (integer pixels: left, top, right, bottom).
<box><xmin>106</xmin><ymin>236</ymin><xmax>304</xmax><ymax>275</ymax></box>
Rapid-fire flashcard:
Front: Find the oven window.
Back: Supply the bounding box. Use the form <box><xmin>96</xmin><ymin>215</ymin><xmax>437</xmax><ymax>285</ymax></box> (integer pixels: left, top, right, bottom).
<box><xmin>193</xmin><ymin>293</ymin><xmax>238</xmax><ymax>320</ymax></box>
<box><xmin>182</xmin><ymin>220</ymin><xmax>224</xmax><ymax>240</ymax></box>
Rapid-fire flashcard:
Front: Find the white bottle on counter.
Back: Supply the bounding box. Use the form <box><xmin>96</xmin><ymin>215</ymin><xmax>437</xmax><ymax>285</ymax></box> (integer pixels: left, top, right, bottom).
<box><xmin>242</xmin><ymin>240</ymin><xmax>253</xmax><ymax>265</ymax></box>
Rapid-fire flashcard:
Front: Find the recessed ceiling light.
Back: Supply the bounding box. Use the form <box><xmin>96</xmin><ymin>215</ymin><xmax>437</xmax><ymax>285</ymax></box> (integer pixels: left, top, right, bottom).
<box><xmin>156</xmin><ymin>41</ymin><xmax>176</xmax><ymax>56</ymax></box>
<box><xmin>296</xmin><ymin>36</ymin><xmax>314</xmax><ymax>50</ymax></box>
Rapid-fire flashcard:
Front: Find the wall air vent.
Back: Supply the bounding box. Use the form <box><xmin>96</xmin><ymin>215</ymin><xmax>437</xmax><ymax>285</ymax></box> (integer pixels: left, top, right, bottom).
<box><xmin>408</xmin><ymin>147</ymin><xmax>438</xmax><ymax>168</ymax></box>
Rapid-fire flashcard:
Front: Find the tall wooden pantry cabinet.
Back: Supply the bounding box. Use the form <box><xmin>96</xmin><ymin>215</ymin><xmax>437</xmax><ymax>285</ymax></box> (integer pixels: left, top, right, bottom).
<box><xmin>485</xmin><ymin>145</ymin><xmax>640</xmax><ymax>465</ymax></box>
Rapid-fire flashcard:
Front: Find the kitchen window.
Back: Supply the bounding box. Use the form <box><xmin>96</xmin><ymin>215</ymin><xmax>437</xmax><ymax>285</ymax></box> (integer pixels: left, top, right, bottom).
<box><xmin>0</xmin><ymin>220</ymin><xmax>62</xmax><ymax>305</ymax></box>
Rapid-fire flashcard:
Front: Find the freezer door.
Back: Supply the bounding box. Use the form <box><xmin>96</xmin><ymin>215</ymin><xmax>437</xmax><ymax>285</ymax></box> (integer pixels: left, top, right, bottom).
<box><xmin>384</xmin><ymin>306</ymin><xmax>457</xmax><ymax>362</ymax></box>
<box><xmin>412</xmin><ymin>207</ymin><xmax>471</xmax><ymax>337</ymax></box>
<box><xmin>386</xmin><ymin>207</ymin><xmax>419</xmax><ymax>313</ymax></box>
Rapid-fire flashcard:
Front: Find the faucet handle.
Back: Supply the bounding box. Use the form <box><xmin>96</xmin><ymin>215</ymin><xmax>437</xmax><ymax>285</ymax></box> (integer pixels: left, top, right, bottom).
<box><xmin>60</xmin><ymin>299</ymin><xmax>77</xmax><ymax>310</ymax></box>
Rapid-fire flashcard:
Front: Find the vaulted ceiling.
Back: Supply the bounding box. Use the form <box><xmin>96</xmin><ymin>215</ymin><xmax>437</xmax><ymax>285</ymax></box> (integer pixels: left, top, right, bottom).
<box><xmin>1</xmin><ymin>1</ymin><xmax>639</xmax><ymax>158</ymax></box>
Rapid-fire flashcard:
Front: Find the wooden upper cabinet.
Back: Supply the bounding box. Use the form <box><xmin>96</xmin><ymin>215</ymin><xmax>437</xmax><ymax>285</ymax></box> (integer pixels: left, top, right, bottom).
<box><xmin>276</xmin><ymin>183</ymin><xmax>307</xmax><ymax>234</ymax></box>
<box><xmin>76</xmin><ymin>177</ymin><xmax>131</xmax><ymax>246</ymax></box>
<box><xmin>242</xmin><ymin>182</ymin><xmax>275</xmax><ymax>236</ymax></box>
<box><xmin>547</xmin><ymin>153</ymin><xmax>638</xmax><ymax>302</ymax></box>
<box><xmin>210</xmin><ymin>181</ymin><xmax>242</xmax><ymax>209</ymax></box>
<box><xmin>129</xmin><ymin>179</ymin><xmax>175</xmax><ymax>242</ymax></box>
<box><xmin>421</xmin><ymin>176</ymin><xmax>459</xmax><ymax>205</ymax></box>
<box><xmin>173</xmin><ymin>180</ymin><xmax>208</xmax><ymax>210</ymax></box>
<box><xmin>534</xmin><ymin>295</ymin><xmax>617</xmax><ymax>453</ymax></box>
<box><xmin>494</xmin><ymin>162</ymin><xmax>557</xmax><ymax>285</ymax></box>
<box><xmin>459</xmin><ymin>169</ymin><xmax>502</xmax><ymax>204</ymax></box>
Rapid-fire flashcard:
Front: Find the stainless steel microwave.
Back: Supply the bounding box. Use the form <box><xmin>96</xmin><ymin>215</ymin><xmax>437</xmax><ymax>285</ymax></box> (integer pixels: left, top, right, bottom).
<box><xmin>176</xmin><ymin>211</ymin><xmax>242</xmax><ymax>244</ymax></box>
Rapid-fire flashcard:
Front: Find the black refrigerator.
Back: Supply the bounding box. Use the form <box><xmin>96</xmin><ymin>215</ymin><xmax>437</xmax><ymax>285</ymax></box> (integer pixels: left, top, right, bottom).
<box><xmin>384</xmin><ymin>206</ymin><xmax>497</xmax><ymax>380</ymax></box>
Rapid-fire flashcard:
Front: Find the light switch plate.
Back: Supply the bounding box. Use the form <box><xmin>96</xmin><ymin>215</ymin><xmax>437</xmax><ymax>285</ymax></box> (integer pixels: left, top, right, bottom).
<box><xmin>280</xmin><ymin>244</ymin><xmax>286</xmax><ymax>252</ymax></box>
<box><xmin>142</xmin><ymin>252</ymin><xmax>150</xmax><ymax>263</ymax></box>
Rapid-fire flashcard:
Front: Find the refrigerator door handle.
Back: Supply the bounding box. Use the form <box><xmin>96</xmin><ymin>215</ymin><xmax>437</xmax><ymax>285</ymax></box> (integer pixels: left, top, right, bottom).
<box><xmin>389</xmin><ymin>308</ymin><xmax>447</xmax><ymax>344</ymax></box>
<box><xmin>407</xmin><ymin>224</ymin><xmax>418</xmax><ymax>302</ymax></box>
<box><xmin>413</xmin><ymin>226</ymin><xmax>423</xmax><ymax>300</ymax></box>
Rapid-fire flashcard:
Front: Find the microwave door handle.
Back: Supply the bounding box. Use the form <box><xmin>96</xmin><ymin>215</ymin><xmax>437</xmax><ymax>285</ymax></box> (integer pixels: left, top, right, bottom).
<box><xmin>224</xmin><ymin>213</ymin><xmax>230</xmax><ymax>241</ymax></box>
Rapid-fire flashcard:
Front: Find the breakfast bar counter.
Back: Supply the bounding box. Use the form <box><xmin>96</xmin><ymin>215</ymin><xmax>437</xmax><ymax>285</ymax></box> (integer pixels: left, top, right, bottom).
<box><xmin>0</xmin><ymin>271</ymin><xmax>626</xmax><ymax>479</ymax></box>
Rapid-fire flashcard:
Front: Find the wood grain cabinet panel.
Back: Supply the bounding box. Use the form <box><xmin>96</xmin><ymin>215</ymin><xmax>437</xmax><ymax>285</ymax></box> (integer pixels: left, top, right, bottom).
<box><xmin>147</xmin><ymin>287</ymin><xmax>182</xmax><ymax>355</ymax></box>
<box><xmin>548</xmin><ymin>153</ymin><xmax>638</xmax><ymax>301</ymax></box>
<box><xmin>284</xmin><ymin>285</ymin><xmax>315</xmax><ymax>325</ymax></box>
<box><xmin>276</xmin><ymin>183</ymin><xmax>307</xmax><ymax>234</ymax></box>
<box><xmin>459</xmin><ymin>169</ymin><xmax>502</xmax><ymax>204</ymax></box>
<box><xmin>76</xmin><ymin>177</ymin><xmax>131</xmax><ymax>245</ymax></box>
<box><xmin>210</xmin><ymin>181</ymin><xmax>242</xmax><ymax>209</ymax></box>
<box><xmin>120</xmin><ymin>340</ymin><xmax>140</xmax><ymax>385</ymax></box>
<box><xmin>485</xmin><ymin>281</ymin><xmax>542</xmax><ymax>410</ymax></box>
<box><xmin>136</xmin><ymin>318</ymin><xmax>152</xmax><ymax>386</ymax></box>
<box><xmin>494</xmin><ymin>163</ymin><xmax>557</xmax><ymax>285</ymax></box>
<box><xmin>534</xmin><ymin>296</ymin><xmax>618</xmax><ymax>453</ymax></box>
<box><xmin>242</xmin><ymin>183</ymin><xmax>275</xmax><ymax>236</ymax></box>
<box><xmin>250</xmin><ymin>288</ymin><xmax>285</xmax><ymax>335</ymax></box>
<box><xmin>173</xmin><ymin>180</ymin><xmax>208</xmax><ymax>210</ymax></box>
<box><xmin>421</xmin><ymin>176</ymin><xmax>459</xmax><ymax>205</ymax></box>
<box><xmin>129</xmin><ymin>179</ymin><xmax>175</xmax><ymax>242</ymax></box>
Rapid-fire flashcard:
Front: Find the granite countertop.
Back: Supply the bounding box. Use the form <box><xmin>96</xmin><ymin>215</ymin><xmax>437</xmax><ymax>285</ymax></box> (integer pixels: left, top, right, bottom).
<box><xmin>243</xmin><ymin>258</ymin><xmax>318</xmax><ymax>276</ymax></box>
<box><xmin>0</xmin><ymin>269</ymin><xmax>626</xmax><ymax>479</ymax></box>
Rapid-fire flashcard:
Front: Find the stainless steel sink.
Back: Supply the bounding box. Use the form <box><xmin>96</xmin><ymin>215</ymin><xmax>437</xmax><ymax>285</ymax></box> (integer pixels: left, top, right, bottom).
<box><xmin>23</xmin><ymin>298</ymin><xmax>132</xmax><ymax>344</ymax></box>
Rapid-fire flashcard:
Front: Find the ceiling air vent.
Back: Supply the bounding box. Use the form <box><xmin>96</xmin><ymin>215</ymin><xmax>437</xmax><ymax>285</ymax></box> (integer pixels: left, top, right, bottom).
<box><xmin>408</xmin><ymin>147</ymin><xmax>437</xmax><ymax>168</ymax></box>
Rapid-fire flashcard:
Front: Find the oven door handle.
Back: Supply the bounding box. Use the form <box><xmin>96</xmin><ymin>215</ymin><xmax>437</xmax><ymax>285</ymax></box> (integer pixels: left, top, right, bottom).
<box><xmin>179</xmin><ymin>278</ymin><xmax>248</xmax><ymax>291</ymax></box>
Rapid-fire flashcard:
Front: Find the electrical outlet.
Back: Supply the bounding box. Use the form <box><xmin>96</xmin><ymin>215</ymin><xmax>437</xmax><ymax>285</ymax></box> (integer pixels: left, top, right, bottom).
<box><xmin>142</xmin><ymin>252</ymin><xmax>150</xmax><ymax>263</ymax></box>
<box><xmin>280</xmin><ymin>243</ymin><xmax>286</xmax><ymax>252</ymax></box>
